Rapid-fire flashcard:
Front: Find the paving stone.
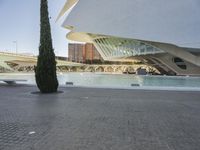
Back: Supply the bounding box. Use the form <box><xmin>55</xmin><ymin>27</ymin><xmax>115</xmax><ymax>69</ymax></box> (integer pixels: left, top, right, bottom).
<box><xmin>0</xmin><ymin>85</ymin><xmax>200</xmax><ymax>149</ymax></box>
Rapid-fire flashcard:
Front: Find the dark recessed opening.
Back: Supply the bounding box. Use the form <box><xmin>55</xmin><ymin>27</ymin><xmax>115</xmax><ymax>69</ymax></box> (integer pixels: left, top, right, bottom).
<box><xmin>173</xmin><ymin>57</ymin><xmax>187</xmax><ymax>70</ymax></box>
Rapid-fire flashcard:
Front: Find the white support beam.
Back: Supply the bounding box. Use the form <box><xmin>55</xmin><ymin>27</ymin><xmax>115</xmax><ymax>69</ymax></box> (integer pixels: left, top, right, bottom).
<box><xmin>148</xmin><ymin>42</ymin><xmax>200</xmax><ymax>67</ymax></box>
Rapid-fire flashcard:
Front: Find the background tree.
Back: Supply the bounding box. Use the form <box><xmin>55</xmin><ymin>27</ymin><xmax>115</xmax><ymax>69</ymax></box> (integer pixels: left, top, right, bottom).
<box><xmin>35</xmin><ymin>0</ymin><xmax>58</xmax><ymax>93</ymax></box>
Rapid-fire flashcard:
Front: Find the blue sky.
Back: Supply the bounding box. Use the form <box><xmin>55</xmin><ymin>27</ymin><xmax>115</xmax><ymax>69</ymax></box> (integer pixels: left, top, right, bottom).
<box><xmin>0</xmin><ymin>0</ymin><xmax>69</xmax><ymax>57</ymax></box>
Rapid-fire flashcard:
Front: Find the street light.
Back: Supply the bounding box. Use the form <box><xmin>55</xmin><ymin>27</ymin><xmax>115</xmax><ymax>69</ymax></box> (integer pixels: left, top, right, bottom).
<box><xmin>13</xmin><ymin>41</ymin><xmax>18</xmax><ymax>53</ymax></box>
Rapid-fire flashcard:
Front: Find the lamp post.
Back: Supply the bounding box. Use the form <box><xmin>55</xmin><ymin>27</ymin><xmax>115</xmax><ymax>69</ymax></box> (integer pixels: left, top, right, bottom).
<box><xmin>13</xmin><ymin>41</ymin><xmax>18</xmax><ymax>53</ymax></box>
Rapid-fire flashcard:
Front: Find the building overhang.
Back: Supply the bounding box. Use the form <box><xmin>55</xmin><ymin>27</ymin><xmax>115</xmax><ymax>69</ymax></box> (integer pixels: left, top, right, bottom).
<box><xmin>66</xmin><ymin>32</ymin><xmax>92</xmax><ymax>43</ymax></box>
<box><xmin>56</xmin><ymin>0</ymin><xmax>79</xmax><ymax>22</ymax></box>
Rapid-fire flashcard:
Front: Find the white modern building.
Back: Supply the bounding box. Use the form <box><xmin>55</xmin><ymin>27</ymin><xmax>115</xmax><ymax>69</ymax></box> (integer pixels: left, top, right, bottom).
<box><xmin>58</xmin><ymin>0</ymin><xmax>200</xmax><ymax>75</ymax></box>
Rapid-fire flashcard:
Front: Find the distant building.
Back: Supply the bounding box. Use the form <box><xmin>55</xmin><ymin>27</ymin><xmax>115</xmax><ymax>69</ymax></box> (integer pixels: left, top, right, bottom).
<box><xmin>68</xmin><ymin>43</ymin><xmax>102</xmax><ymax>63</ymax></box>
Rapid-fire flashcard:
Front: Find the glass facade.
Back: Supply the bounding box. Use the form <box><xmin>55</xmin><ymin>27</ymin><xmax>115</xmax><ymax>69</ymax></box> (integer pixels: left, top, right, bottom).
<box><xmin>93</xmin><ymin>37</ymin><xmax>164</xmax><ymax>59</ymax></box>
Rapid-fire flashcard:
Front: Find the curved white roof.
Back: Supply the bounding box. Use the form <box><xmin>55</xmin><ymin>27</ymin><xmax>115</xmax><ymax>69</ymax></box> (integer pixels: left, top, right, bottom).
<box><xmin>62</xmin><ymin>0</ymin><xmax>200</xmax><ymax>48</ymax></box>
<box><xmin>56</xmin><ymin>0</ymin><xmax>79</xmax><ymax>21</ymax></box>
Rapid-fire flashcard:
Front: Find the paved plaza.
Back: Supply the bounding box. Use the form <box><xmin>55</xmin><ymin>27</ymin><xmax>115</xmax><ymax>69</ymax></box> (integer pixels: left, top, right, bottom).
<box><xmin>0</xmin><ymin>84</ymin><xmax>200</xmax><ymax>150</ymax></box>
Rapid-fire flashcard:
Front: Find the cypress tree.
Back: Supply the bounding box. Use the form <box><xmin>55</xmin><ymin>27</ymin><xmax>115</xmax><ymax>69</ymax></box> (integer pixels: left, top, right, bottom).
<box><xmin>35</xmin><ymin>0</ymin><xmax>58</xmax><ymax>93</ymax></box>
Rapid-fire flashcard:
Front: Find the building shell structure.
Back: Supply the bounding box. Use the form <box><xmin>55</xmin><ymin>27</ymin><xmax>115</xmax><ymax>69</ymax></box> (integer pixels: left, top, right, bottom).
<box><xmin>58</xmin><ymin>0</ymin><xmax>200</xmax><ymax>75</ymax></box>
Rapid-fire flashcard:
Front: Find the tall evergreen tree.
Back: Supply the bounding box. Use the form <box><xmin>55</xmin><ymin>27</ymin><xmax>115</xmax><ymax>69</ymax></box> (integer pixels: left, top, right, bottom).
<box><xmin>35</xmin><ymin>0</ymin><xmax>58</xmax><ymax>93</ymax></box>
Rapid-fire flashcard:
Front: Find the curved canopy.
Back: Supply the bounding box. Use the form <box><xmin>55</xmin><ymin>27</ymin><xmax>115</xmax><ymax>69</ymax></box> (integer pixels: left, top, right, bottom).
<box><xmin>63</xmin><ymin>0</ymin><xmax>200</xmax><ymax>49</ymax></box>
<box><xmin>56</xmin><ymin>0</ymin><xmax>79</xmax><ymax>21</ymax></box>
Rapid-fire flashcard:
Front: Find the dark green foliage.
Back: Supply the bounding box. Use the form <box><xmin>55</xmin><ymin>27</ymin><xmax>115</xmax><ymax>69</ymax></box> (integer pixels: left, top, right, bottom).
<box><xmin>35</xmin><ymin>0</ymin><xmax>58</xmax><ymax>93</ymax></box>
